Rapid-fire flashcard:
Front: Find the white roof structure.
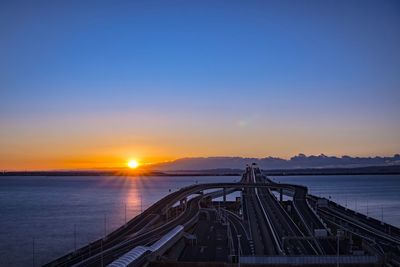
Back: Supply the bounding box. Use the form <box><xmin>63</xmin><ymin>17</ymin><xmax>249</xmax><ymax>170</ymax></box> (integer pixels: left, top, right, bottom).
<box><xmin>107</xmin><ymin>246</ymin><xmax>148</xmax><ymax>267</ymax></box>
<box><xmin>107</xmin><ymin>225</ymin><xmax>184</xmax><ymax>267</ymax></box>
<box><xmin>150</xmin><ymin>225</ymin><xmax>183</xmax><ymax>251</ymax></box>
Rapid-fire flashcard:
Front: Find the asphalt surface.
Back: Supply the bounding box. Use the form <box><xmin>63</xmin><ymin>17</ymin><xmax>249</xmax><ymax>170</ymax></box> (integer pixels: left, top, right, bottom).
<box><xmin>252</xmin><ymin>168</ymin><xmax>319</xmax><ymax>255</ymax></box>
<box><xmin>45</xmin><ymin>166</ymin><xmax>399</xmax><ymax>266</ymax></box>
<box><xmin>180</xmin><ymin>209</ymin><xmax>229</xmax><ymax>262</ymax></box>
<box><xmin>224</xmin><ymin>209</ymin><xmax>253</xmax><ymax>256</ymax></box>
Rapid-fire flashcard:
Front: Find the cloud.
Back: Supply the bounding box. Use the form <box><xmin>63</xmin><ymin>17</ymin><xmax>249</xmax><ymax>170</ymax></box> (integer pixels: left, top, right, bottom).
<box><xmin>149</xmin><ymin>154</ymin><xmax>400</xmax><ymax>171</ymax></box>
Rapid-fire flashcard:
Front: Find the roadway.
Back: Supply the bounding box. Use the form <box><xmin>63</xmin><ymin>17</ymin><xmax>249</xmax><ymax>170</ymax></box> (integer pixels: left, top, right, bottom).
<box><xmin>45</xmin><ymin>184</ymin><xmax>207</xmax><ymax>266</ymax></box>
<box><xmin>255</xmin><ymin>168</ymin><xmax>336</xmax><ymax>255</ymax></box>
<box><xmin>179</xmin><ymin>209</ymin><xmax>229</xmax><ymax>262</ymax></box>
<box><xmin>46</xmin><ymin>165</ymin><xmax>393</xmax><ymax>266</ymax></box>
<box><xmin>46</xmin><ymin>182</ymin><xmax>325</xmax><ymax>265</ymax></box>
<box><xmin>223</xmin><ymin>208</ymin><xmax>253</xmax><ymax>256</ymax></box>
<box><xmin>45</xmin><ymin>179</ymin><xmax>330</xmax><ymax>266</ymax></box>
<box><xmin>251</xmin><ymin>167</ymin><xmax>319</xmax><ymax>255</ymax></box>
<box><xmin>243</xmin><ymin>186</ymin><xmax>278</xmax><ymax>255</ymax></box>
<box><xmin>72</xmin><ymin>194</ymin><xmax>204</xmax><ymax>266</ymax></box>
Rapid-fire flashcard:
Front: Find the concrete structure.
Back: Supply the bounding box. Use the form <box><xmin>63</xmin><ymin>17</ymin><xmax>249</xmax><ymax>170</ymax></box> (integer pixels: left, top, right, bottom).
<box><xmin>45</xmin><ymin>166</ymin><xmax>400</xmax><ymax>267</ymax></box>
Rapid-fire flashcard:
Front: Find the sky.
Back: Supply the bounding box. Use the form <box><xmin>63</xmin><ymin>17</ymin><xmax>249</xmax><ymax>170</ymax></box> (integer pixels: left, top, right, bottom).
<box><xmin>0</xmin><ymin>0</ymin><xmax>399</xmax><ymax>170</ymax></box>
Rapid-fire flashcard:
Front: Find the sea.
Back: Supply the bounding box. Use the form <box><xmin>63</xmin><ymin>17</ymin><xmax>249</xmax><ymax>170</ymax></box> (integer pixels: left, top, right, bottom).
<box><xmin>0</xmin><ymin>174</ymin><xmax>399</xmax><ymax>267</ymax></box>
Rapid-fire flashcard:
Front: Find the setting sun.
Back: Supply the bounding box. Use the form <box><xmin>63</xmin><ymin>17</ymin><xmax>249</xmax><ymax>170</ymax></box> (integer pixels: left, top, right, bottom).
<box><xmin>127</xmin><ymin>160</ymin><xmax>139</xmax><ymax>169</ymax></box>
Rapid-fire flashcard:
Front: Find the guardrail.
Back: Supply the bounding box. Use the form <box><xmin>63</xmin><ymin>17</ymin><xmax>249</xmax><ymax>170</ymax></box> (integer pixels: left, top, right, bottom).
<box><xmin>240</xmin><ymin>255</ymin><xmax>381</xmax><ymax>265</ymax></box>
<box><xmin>251</xmin><ymin>168</ymin><xmax>284</xmax><ymax>254</ymax></box>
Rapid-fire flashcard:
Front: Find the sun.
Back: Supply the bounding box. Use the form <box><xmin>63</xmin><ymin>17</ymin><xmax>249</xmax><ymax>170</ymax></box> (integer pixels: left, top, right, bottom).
<box><xmin>127</xmin><ymin>160</ymin><xmax>139</xmax><ymax>169</ymax></box>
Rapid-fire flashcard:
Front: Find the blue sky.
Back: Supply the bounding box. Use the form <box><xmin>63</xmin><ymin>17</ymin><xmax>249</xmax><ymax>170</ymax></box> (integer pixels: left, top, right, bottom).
<box><xmin>0</xmin><ymin>0</ymin><xmax>399</xmax><ymax>169</ymax></box>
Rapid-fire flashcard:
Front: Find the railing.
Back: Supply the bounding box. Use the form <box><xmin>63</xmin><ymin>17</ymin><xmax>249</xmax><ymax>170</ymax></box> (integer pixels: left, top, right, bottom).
<box><xmin>240</xmin><ymin>255</ymin><xmax>381</xmax><ymax>264</ymax></box>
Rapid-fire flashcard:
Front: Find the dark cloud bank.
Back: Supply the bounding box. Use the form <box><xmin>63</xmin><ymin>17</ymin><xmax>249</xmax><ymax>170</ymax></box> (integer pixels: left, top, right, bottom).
<box><xmin>153</xmin><ymin>154</ymin><xmax>400</xmax><ymax>171</ymax></box>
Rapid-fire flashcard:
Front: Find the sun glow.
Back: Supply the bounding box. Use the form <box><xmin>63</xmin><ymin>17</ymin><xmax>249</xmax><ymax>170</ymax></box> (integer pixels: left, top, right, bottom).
<box><xmin>127</xmin><ymin>160</ymin><xmax>139</xmax><ymax>169</ymax></box>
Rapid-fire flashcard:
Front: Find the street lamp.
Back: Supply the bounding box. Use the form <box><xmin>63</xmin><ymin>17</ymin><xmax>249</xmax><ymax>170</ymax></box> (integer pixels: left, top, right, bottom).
<box><xmin>32</xmin><ymin>237</ymin><xmax>35</xmax><ymax>267</ymax></box>
<box><xmin>124</xmin><ymin>202</ymin><xmax>127</xmax><ymax>224</ymax></box>
<box><xmin>237</xmin><ymin>234</ymin><xmax>241</xmax><ymax>267</ymax></box>
<box><xmin>74</xmin><ymin>224</ymin><xmax>77</xmax><ymax>252</ymax></box>
<box><xmin>337</xmin><ymin>229</ymin><xmax>344</xmax><ymax>267</ymax></box>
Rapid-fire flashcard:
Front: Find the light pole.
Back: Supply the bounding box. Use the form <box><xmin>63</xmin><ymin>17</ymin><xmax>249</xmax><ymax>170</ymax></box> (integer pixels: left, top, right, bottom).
<box><xmin>101</xmin><ymin>239</ymin><xmax>104</xmax><ymax>267</ymax></box>
<box><xmin>124</xmin><ymin>202</ymin><xmax>127</xmax><ymax>224</ymax></box>
<box><xmin>227</xmin><ymin>221</ymin><xmax>233</xmax><ymax>256</ymax></box>
<box><xmin>337</xmin><ymin>233</ymin><xmax>339</xmax><ymax>267</ymax></box>
<box><xmin>141</xmin><ymin>195</ymin><xmax>143</xmax><ymax>214</ymax></box>
<box><xmin>336</xmin><ymin>229</ymin><xmax>343</xmax><ymax>267</ymax></box>
<box><xmin>104</xmin><ymin>214</ymin><xmax>107</xmax><ymax>237</ymax></box>
<box><xmin>74</xmin><ymin>224</ymin><xmax>77</xmax><ymax>251</ymax></box>
<box><xmin>237</xmin><ymin>234</ymin><xmax>241</xmax><ymax>267</ymax></box>
<box><xmin>32</xmin><ymin>237</ymin><xmax>35</xmax><ymax>267</ymax></box>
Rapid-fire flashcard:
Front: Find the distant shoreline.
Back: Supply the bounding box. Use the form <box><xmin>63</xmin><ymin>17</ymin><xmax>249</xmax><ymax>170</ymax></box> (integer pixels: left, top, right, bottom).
<box><xmin>263</xmin><ymin>165</ymin><xmax>400</xmax><ymax>176</ymax></box>
<box><xmin>1</xmin><ymin>165</ymin><xmax>399</xmax><ymax>177</ymax></box>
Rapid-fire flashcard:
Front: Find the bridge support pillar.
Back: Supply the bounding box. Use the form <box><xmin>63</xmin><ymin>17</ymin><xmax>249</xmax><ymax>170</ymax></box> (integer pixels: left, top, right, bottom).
<box><xmin>279</xmin><ymin>189</ymin><xmax>283</xmax><ymax>202</ymax></box>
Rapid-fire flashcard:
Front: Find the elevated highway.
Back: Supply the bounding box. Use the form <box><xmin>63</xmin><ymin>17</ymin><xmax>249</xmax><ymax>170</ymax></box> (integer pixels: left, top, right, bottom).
<box><xmin>45</xmin><ymin>165</ymin><xmax>395</xmax><ymax>266</ymax></box>
<box><xmin>251</xmin><ymin>168</ymin><xmax>320</xmax><ymax>255</ymax></box>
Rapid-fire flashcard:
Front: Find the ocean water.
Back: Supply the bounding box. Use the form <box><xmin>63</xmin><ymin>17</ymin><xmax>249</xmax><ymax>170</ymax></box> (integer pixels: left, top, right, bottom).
<box><xmin>272</xmin><ymin>175</ymin><xmax>400</xmax><ymax>226</ymax></box>
<box><xmin>0</xmin><ymin>174</ymin><xmax>399</xmax><ymax>266</ymax></box>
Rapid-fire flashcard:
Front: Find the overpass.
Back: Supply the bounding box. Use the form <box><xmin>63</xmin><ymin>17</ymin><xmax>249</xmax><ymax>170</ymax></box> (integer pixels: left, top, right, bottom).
<box><xmin>44</xmin><ymin>165</ymin><xmax>400</xmax><ymax>267</ymax></box>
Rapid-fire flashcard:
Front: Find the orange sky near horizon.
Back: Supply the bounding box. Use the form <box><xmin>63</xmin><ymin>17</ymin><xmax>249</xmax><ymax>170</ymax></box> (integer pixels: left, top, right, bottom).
<box><xmin>1</xmin><ymin>109</ymin><xmax>399</xmax><ymax>171</ymax></box>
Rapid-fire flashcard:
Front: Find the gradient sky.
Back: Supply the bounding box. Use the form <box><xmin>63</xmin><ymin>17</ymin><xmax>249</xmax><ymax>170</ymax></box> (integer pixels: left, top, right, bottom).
<box><xmin>1</xmin><ymin>0</ymin><xmax>399</xmax><ymax>170</ymax></box>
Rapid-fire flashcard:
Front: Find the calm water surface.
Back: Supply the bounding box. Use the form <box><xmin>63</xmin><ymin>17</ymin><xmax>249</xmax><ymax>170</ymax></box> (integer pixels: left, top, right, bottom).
<box><xmin>272</xmin><ymin>175</ymin><xmax>400</xmax><ymax>225</ymax></box>
<box><xmin>0</xmin><ymin>174</ymin><xmax>399</xmax><ymax>266</ymax></box>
